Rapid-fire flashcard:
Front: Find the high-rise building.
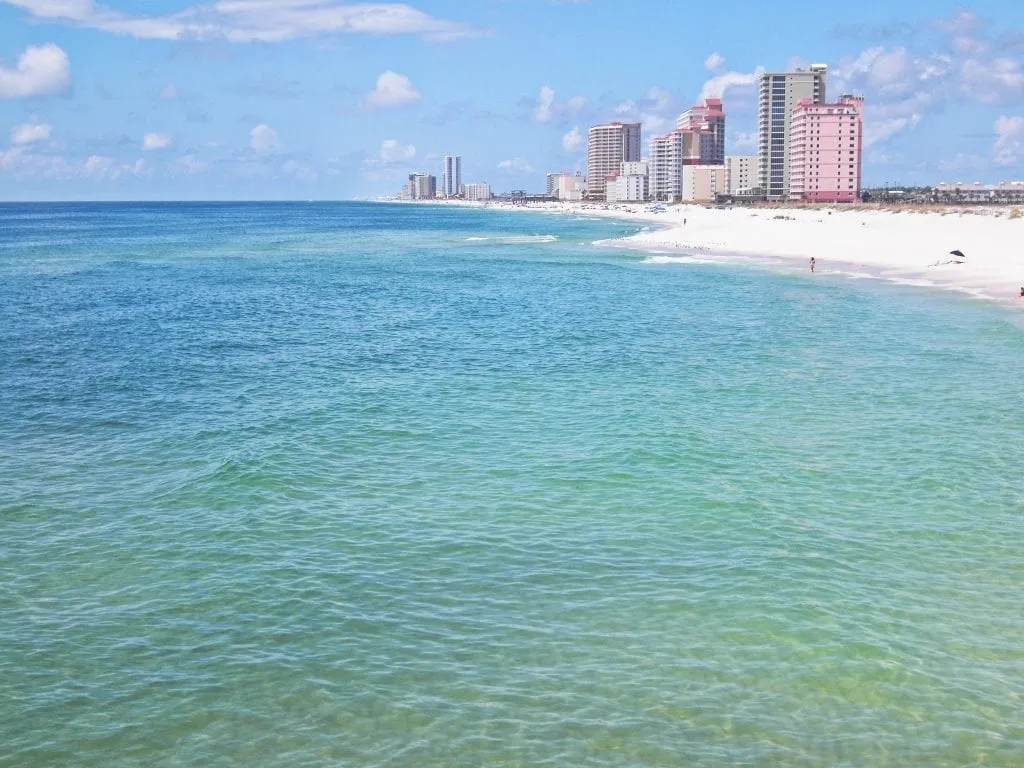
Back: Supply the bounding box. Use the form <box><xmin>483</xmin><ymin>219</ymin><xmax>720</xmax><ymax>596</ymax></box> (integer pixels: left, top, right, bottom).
<box><xmin>463</xmin><ymin>182</ymin><xmax>492</xmax><ymax>201</ymax></box>
<box><xmin>442</xmin><ymin>156</ymin><xmax>462</xmax><ymax>198</ymax></box>
<box><xmin>649</xmin><ymin>131</ymin><xmax>684</xmax><ymax>202</ymax></box>
<box><xmin>758</xmin><ymin>64</ymin><xmax>827</xmax><ymax>200</ymax></box>
<box><xmin>546</xmin><ymin>173</ymin><xmax>561</xmax><ymax>197</ymax></box>
<box><xmin>676</xmin><ymin>98</ymin><xmax>725</xmax><ymax>165</ymax></box>
<box><xmin>586</xmin><ymin>122</ymin><xmax>641</xmax><ymax>201</ymax></box>
<box><xmin>789</xmin><ymin>94</ymin><xmax>863</xmax><ymax>203</ymax></box>
<box><xmin>408</xmin><ymin>173</ymin><xmax>437</xmax><ymax>200</ymax></box>
<box><xmin>725</xmin><ymin>155</ymin><xmax>757</xmax><ymax>195</ymax></box>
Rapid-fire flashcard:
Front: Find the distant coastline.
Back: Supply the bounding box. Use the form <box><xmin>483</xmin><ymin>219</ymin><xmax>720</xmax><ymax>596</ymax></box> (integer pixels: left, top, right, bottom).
<box><xmin>390</xmin><ymin>198</ymin><xmax>1024</xmax><ymax>305</ymax></box>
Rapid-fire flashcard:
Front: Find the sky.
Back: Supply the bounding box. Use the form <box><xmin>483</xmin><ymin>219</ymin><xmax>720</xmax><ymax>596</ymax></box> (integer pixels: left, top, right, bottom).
<box><xmin>1</xmin><ymin>0</ymin><xmax>1023</xmax><ymax>200</ymax></box>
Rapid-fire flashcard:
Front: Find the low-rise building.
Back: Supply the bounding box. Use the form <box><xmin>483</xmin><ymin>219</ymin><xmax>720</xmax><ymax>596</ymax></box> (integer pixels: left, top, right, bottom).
<box><xmin>681</xmin><ymin>165</ymin><xmax>727</xmax><ymax>202</ymax></box>
<box><xmin>555</xmin><ymin>172</ymin><xmax>587</xmax><ymax>201</ymax></box>
<box><xmin>606</xmin><ymin>161</ymin><xmax>649</xmax><ymax>203</ymax></box>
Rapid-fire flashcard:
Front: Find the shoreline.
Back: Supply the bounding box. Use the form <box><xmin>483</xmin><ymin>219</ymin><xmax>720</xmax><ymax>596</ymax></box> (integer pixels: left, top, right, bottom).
<box><xmin>399</xmin><ymin>199</ymin><xmax>1024</xmax><ymax>307</ymax></box>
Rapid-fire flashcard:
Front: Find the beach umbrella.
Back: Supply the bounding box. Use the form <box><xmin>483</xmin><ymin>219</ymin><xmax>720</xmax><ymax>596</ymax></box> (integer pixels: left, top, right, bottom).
<box><xmin>950</xmin><ymin>249</ymin><xmax>966</xmax><ymax>259</ymax></box>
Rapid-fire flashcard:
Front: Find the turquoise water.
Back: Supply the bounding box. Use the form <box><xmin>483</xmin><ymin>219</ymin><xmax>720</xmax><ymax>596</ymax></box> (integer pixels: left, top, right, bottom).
<box><xmin>1</xmin><ymin>202</ymin><xmax>1022</xmax><ymax>767</ymax></box>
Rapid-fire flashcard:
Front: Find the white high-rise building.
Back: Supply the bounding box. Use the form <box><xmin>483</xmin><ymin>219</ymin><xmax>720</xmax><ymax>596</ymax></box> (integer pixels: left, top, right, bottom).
<box><xmin>725</xmin><ymin>155</ymin><xmax>757</xmax><ymax>195</ymax></box>
<box><xmin>442</xmin><ymin>155</ymin><xmax>463</xmax><ymax>198</ymax></box>
<box><xmin>463</xmin><ymin>182</ymin><xmax>491</xmax><ymax>201</ymax></box>
<box><xmin>649</xmin><ymin>132</ymin><xmax>684</xmax><ymax>202</ymax></box>
<box><xmin>546</xmin><ymin>173</ymin><xmax>561</xmax><ymax>197</ymax></box>
<box><xmin>758</xmin><ymin>65</ymin><xmax>827</xmax><ymax>200</ymax></box>
<box><xmin>587</xmin><ymin>122</ymin><xmax>641</xmax><ymax>201</ymax></box>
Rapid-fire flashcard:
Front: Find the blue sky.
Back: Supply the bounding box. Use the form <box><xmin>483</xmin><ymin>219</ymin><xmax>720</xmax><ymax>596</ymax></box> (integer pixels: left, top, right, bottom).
<box><xmin>1</xmin><ymin>0</ymin><xmax>1023</xmax><ymax>200</ymax></box>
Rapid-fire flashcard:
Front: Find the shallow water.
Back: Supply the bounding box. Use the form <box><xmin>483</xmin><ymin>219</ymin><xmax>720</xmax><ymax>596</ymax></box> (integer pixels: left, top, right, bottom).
<box><xmin>1</xmin><ymin>202</ymin><xmax>1022</xmax><ymax>766</ymax></box>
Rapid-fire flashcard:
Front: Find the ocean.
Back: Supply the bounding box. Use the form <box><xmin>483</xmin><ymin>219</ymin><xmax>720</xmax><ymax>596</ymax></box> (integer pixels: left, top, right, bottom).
<box><xmin>1</xmin><ymin>201</ymin><xmax>1022</xmax><ymax>766</ymax></box>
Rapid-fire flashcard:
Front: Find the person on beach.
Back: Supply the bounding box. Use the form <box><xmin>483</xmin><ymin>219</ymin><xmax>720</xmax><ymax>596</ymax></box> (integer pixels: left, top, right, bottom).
<box><xmin>810</xmin><ymin>257</ymin><xmax>816</xmax><ymax>273</ymax></box>
<box><xmin>1020</xmin><ymin>286</ymin><xmax>1024</xmax><ymax>298</ymax></box>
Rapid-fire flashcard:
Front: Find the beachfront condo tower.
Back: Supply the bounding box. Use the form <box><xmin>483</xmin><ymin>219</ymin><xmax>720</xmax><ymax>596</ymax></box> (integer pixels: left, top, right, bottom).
<box><xmin>587</xmin><ymin>122</ymin><xmax>641</xmax><ymax>201</ymax></box>
<box><xmin>676</xmin><ymin>98</ymin><xmax>726</xmax><ymax>165</ymax></box>
<box><xmin>649</xmin><ymin>131</ymin><xmax>684</xmax><ymax>202</ymax></box>
<box><xmin>443</xmin><ymin>156</ymin><xmax>463</xmax><ymax>198</ymax></box>
<box><xmin>758</xmin><ymin>64</ymin><xmax>827</xmax><ymax>201</ymax></box>
<box><xmin>789</xmin><ymin>94</ymin><xmax>863</xmax><ymax>203</ymax></box>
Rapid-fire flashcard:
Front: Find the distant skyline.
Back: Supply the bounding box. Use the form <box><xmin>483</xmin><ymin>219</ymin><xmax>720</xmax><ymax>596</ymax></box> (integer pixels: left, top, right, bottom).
<box><xmin>1</xmin><ymin>0</ymin><xmax>1023</xmax><ymax>200</ymax></box>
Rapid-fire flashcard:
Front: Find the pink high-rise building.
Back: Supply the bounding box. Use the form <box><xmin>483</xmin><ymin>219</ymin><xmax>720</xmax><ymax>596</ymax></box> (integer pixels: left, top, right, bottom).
<box><xmin>676</xmin><ymin>98</ymin><xmax>725</xmax><ymax>165</ymax></box>
<box><xmin>789</xmin><ymin>95</ymin><xmax>863</xmax><ymax>203</ymax></box>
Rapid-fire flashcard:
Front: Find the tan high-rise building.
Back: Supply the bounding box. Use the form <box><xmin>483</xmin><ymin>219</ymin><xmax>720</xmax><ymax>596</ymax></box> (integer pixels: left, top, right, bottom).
<box><xmin>758</xmin><ymin>65</ymin><xmax>827</xmax><ymax>200</ymax></box>
<box><xmin>586</xmin><ymin>122</ymin><xmax>641</xmax><ymax>201</ymax></box>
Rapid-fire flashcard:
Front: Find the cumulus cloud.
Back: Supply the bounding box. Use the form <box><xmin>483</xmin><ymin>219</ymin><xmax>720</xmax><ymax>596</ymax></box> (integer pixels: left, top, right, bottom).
<box><xmin>530</xmin><ymin>85</ymin><xmax>586</xmax><ymax>124</ymax></box>
<box><xmin>607</xmin><ymin>87</ymin><xmax>677</xmax><ymax>134</ymax></box>
<box><xmin>142</xmin><ymin>132</ymin><xmax>172</xmax><ymax>150</ymax></box>
<box><xmin>10</xmin><ymin>121</ymin><xmax>51</xmax><ymax>144</ymax></box>
<box><xmin>249</xmin><ymin>123</ymin><xmax>281</xmax><ymax>153</ymax></box>
<box><xmin>993</xmin><ymin>115</ymin><xmax>1024</xmax><ymax>166</ymax></box>
<box><xmin>699</xmin><ymin>67</ymin><xmax>764</xmax><ymax>101</ymax></box>
<box><xmin>173</xmin><ymin>153</ymin><xmax>208</xmax><ymax>174</ymax></box>
<box><xmin>1</xmin><ymin>0</ymin><xmax>480</xmax><ymax>43</ymax></box>
<box><xmin>562</xmin><ymin>126</ymin><xmax>582</xmax><ymax>152</ymax></box>
<box><xmin>534</xmin><ymin>86</ymin><xmax>556</xmax><ymax>122</ymax></box>
<box><xmin>363</xmin><ymin>71</ymin><xmax>420</xmax><ymax>109</ymax></box>
<box><xmin>830</xmin><ymin>10</ymin><xmax>1024</xmax><ymax>151</ymax></box>
<box><xmin>704</xmin><ymin>52</ymin><xmax>725</xmax><ymax>71</ymax></box>
<box><xmin>378</xmin><ymin>138</ymin><xmax>416</xmax><ymax>163</ymax></box>
<box><xmin>82</xmin><ymin>154</ymin><xmax>114</xmax><ymax>178</ymax></box>
<box><xmin>0</xmin><ymin>43</ymin><xmax>71</xmax><ymax>98</ymax></box>
<box><xmin>498</xmin><ymin>157</ymin><xmax>533</xmax><ymax>173</ymax></box>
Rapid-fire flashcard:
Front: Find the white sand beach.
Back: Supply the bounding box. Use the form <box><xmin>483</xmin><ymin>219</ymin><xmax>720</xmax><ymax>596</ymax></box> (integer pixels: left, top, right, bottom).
<box><xmin>425</xmin><ymin>199</ymin><xmax>1024</xmax><ymax>305</ymax></box>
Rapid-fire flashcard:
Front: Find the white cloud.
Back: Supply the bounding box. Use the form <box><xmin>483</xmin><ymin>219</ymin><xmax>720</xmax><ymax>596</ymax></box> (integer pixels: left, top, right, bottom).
<box><xmin>123</xmin><ymin>158</ymin><xmax>146</xmax><ymax>175</ymax></box>
<box><xmin>607</xmin><ymin>87</ymin><xmax>676</xmax><ymax>135</ymax></box>
<box><xmin>10</xmin><ymin>121</ymin><xmax>51</xmax><ymax>144</ymax></box>
<box><xmin>562</xmin><ymin>126</ymin><xmax>582</xmax><ymax>152</ymax></box>
<box><xmin>0</xmin><ymin>43</ymin><xmax>71</xmax><ymax>99</ymax></box>
<box><xmin>249</xmin><ymin>123</ymin><xmax>280</xmax><ymax>153</ymax></box>
<box><xmin>864</xmin><ymin>115</ymin><xmax>922</xmax><ymax>147</ymax></box>
<box><xmin>498</xmin><ymin>157</ymin><xmax>533</xmax><ymax>172</ymax></box>
<box><xmin>174</xmin><ymin>153</ymin><xmax>208</xmax><ymax>174</ymax></box>
<box><xmin>531</xmin><ymin>85</ymin><xmax>586</xmax><ymax>123</ymax></box>
<box><xmin>534</xmin><ymin>85</ymin><xmax>556</xmax><ymax>122</ymax></box>
<box><xmin>704</xmin><ymin>52</ymin><xmax>725</xmax><ymax>72</ymax></box>
<box><xmin>829</xmin><ymin>11</ymin><xmax>1024</xmax><ymax>153</ymax></box>
<box><xmin>363</xmin><ymin>71</ymin><xmax>420</xmax><ymax>110</ymax></box>
<box><xmin>2</xmin><ymin>0</ymin><xmax>479</xmax><ymax>42</ymax></box>
<box><xmin>378</xmin><ymin>138</ymin><xmax>415</xmax><ymax>163</ymax></box>
<box><xmin>142</xmin><ymin>132</ymin><xmax>172</xmax><ymax>150</ymax></box>
<box><xmin>699</xmin><ymin>67</ymin><xmax>764</xmax><ymax>101</ymax></box>
<box><xmin>82</xmin><ymin>154</ymin><xmax>114</xmax><ymax>178</ymax></box>
<box><xmin>993</xmin><ymin>115</ymin><xmax>1024</xmax><ymax>166</ymax></box>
